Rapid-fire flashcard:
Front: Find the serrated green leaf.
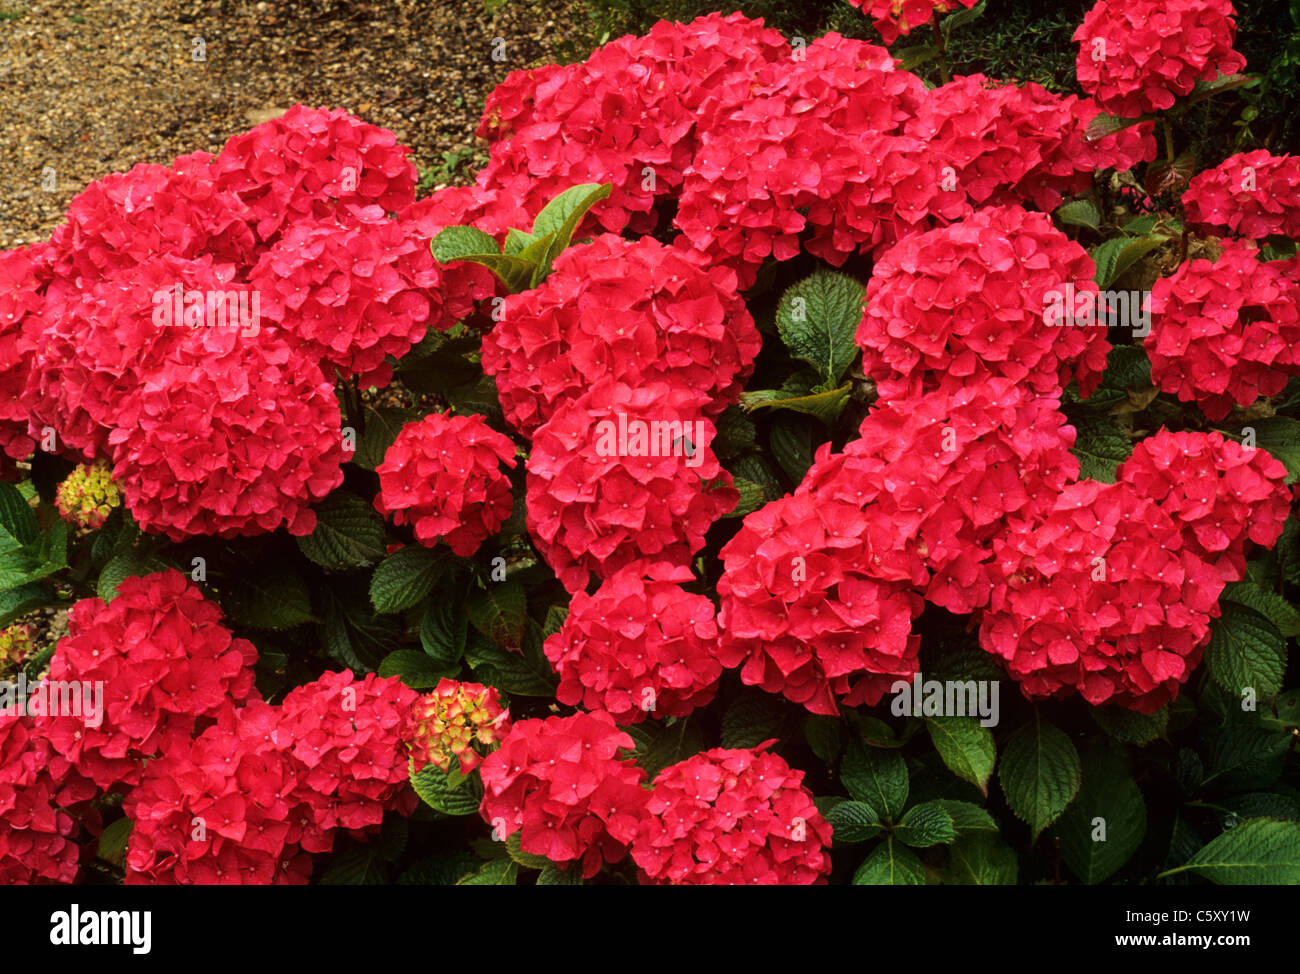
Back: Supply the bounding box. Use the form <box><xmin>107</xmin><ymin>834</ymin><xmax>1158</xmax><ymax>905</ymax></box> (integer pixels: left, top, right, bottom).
<box><xmin>895</xmin><ymin>801</ymin><xmax>959</xmax><ymax>848</ymax></box>
<box><xmin>457</xmin><ymin>858</ymin><xmax>519</xmax><ymax>885</ymax></box>
<box><xmin>722</xmin><ymin>478</ymin><xmax>768</xmax><ymax>519</ymax></box>
<box><xmin>96</xmin><ymin>817</ymin><xmax>132</xmax><ymax>867</ymax></box>
<box><xmin>320</xmin><ymin>579</ymin><xmax>398</xmax><ymax>672</ymax></box>
<box><xmin>409</xmin><ymin>759</ymin><xmax>482</xmax><ymax>816</ymax></box>
<box><xmin>925</xmin><ymin>716</ymin><xmax>995</xmax><ymax>796</ymax></box>
<box><xmin>768</xmin><ymin>415</ymin><xmax>815</xmax><ymax>483</ymax></box>
<box><xmin>934</xmin><ymin>800</ymin><xmax>998</xmax><ymax>834</ymax></box>
<box><xmin>97</xmin><ymin>549</ymin><xmax>169</xmax><ymax>603</ymax></box>
<box><xmin>296</xmin><ymin>491</ymin><xmax>387</xmax><ymax>570</ymax></box>
<box><xmin>319</xmin><ymin>848</ymin><xmax>387</xmax><ymax>885</ymax></box>
<box><xmin>1164</xmin><ymin>818</ymin><xmax>1300</xmax><ymax>884</ymax></box>
<box><xmin>505</xmin><ymin>832</ymin><xmax>553</xmax><ymax>870</ymax></box>
<box><xmin>827</xmin><ymin>800</ymin><xmax>883</xmax><ymax>844</ymax></box>
<box><xmin>378</xmin><ymin>649</ymin><xmax>444</xmax><ymax>689</ymax></box>
<box><xmin>842</xmin><ymin>737</ymin><xmax>908</xmax><ymax>821</ymax></box>
<box><xmin>1084</xmin><ymin>112</ymin><xmax>1156</xmax><ymax>142</ymax></box>
<box><xmin>1059</xmin><ymin>748</ymin><xmax>1147</xmax><ymax>883</ymax></box>
<box><xmin>998</xmin><ymin>713</ymin><xmax>1081</xmax><ymax>842</ymax></box>
<box><xmin>1250</xmin><ymin>416</ymin><xmax>1300</xmax><ymax>484</ymax></box>
<box><xmin>1056</xmin><ymin>199</ymin><xmax>1101</xmax><ymax>230</ymax></box>
<box><xmin>0</xmin><ymin>520</ymin><xmax>68</xmax><ymax>590</ymax></box>
<box><xmin>0</xmin><ymin>583</ymin><xmax>49</xmax><ymax>626</ymax></box>
<box><xmin>0</xmin><ymin>482</ymin><xmax>38</xmax><ymax>545</ymax></box>
<box><xmin>1206</xmin><ymin>602</ymin><xmax>1287</xmax><ymax>699</ymax></box>
<box><xmin>774</xmin><ymin>270</ymin><xmax>865</xmax><ymax>386</ymax></box>
<box><xmin>943</xmin><ymin>834</ymin><xmax>1017</xmax><ymax>885</ymax></box>
<box><xmin>720</xmin><ymin>691</ymin><xmax>786</xmax><ymax>749</ymax></box>
<box><xmin>464</xmin><ymin>633</ymin><xmax>556</xmax><ymax>696</ymax></box>
<box><xmin>503</xmin><ymin>227</ymin><xmax>539</xmax><ymax>256</ymax></box>
<box><xmin>1090</xmin><ymin>234</ymin><xmax>1167</xmax><ymax>289</ymax></box>
<box><xmin>804</xmin><ymin>715</ymin><xmax>844</xmax><ymax>765</ymax></box>
<box><xmin>740</xmin><ymin>384</ymin><xmax>851</xmax><ymax>425</ymax></box>
<box><xmin>220</xmin><ymin>563</ymin><xmax>315</xmax><ymax>630</ymax></box>
<box><xmin>370</xmin><ymin>546</ymin><xmax>447</xmax><ymax>615</ymax></box>
<box><xmin>627</xmin><ymin>718</ymin><xmax>704</xmax><ymax>780</ymax></box>
<box><xmin>398</xmin><ymin>853</ymin><xmax>481</xmax><ymax>885</ymax></box>
<box><xmin>465</xmin><ymin>578</ymin><xmax>527</xmax><ymax>650</ymax></box>
<box><xmin>852</xmin><ymin>837</ymin><xmax>926</xmax><ymax>885</ymax></box>
<box><xmin>1071</xmin><ymin>411</ymin><xmax>1132</xmax><ymax>482</ymax></box>
<box><xmin>421</xmin><ymin>599</ymin><xmax>469</xmax><ymax>670</ymax></box>
<box><xmin>536</xmin><ymin>864</ymin><xmax>584</xmax><ymax>885</ymax></box>
<box><xmin>1222</xmin><ymin>581</ymin><xmax>1300</xmax><ymax>637</ymax></box>
<box><xmin>530</xmin><ymin>183</ymin><xmax>613</xmax><ymax>284</ymax></box>
<box><xmin>350</xmin><ymin>405</ymin><xmax>423</xmax><ymax>471</ymax></box>
<box><xmin>1092</xmin><ymin>705</ymin><xmax>1168</xmax><ymax>744</ymax></box>
<box><xmin>431</xmin><ymin>225</ymin><xmax>502</xmax><ymax>263</ymax></box>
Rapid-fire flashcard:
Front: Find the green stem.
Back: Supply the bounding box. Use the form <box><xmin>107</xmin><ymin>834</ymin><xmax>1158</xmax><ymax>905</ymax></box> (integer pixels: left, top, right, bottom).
<box><xmin>932</xmin><ymin>20</ymin><xmax>952</xmax><ymax>85</ymax></box>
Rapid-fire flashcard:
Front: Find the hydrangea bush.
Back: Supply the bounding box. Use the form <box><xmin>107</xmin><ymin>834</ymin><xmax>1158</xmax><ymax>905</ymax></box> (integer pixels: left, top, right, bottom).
<box><xmin>2</xmin><ymin>1</ymin><xmax>1300</xmax><ymax>886</ymax></box>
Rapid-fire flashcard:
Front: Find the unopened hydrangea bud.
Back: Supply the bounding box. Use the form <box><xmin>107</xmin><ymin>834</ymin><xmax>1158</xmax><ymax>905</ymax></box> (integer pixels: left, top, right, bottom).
<box><xmin>409</xmin><ymin>679</ymin><xmax>510</xmax><ymax>775</ymax></box>
<box><xmin>0</xmin><ymin>623</ymin><xmax>35</xmax><ymax>671</ymax></box>
<box><xmin>54</xmin><ymin>461</ymin><xmax>122</xmax><ymax>530</ymax></box>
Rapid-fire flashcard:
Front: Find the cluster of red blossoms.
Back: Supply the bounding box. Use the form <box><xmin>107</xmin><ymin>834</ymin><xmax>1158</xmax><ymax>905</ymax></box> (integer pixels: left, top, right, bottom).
<box><xmin>0</xmin><ymin>571</ymin><xmax>420</xmax><ymax>884</ymax></box>
<box><xmin>0</xmin><ymin>105</ymin><xmax>468</xmax><ymax>539</ymax></box>
<box><xmin>1182</xmin><ymin>150</ymin><xmax>1300</xmax><ymax>240</ymax></box>
<box><xmin>1073</xmin><ymin>0</ymin><xmax>1246</xmax><ymax>118</ymax></box>
<box><xmin>1146</xmin><ymin>241</ymin><xmax>1300</xmax><ymax>420</ymax></box>
<box><xmin>477</xmin><ymin>712</ymin><xmax>830</xmax><ymax>883</ymax></box>
<box><xmin>375</xmin><ymin>412</ymin><xmax>517</xmax><ymax>556</ymax></box>
<box><xmin>847</xmin><ymin>0</ymin><xmax>979</xmax><ymax>45</ymax></box>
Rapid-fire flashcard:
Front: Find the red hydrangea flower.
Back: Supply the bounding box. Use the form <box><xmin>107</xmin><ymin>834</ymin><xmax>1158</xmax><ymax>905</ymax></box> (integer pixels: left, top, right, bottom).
<box><xmin>544</xmin><ymin>562</ymin><xmax>723</xmax><ymax>725</ymax></box>
<box><xmin>526</xmin><ymin>380</ymin><xmax>738</xmax><ymax>594</ymax></box>
<box><xmin>276</xmin><ymin>670</ymin><xmax>419</xmax><ymax>839</ymax></box>
<box><xmin>804</xmin><ymin>376</ymin><xmax>1079</xmax><ymax>615</ymax></box>
<box><xmin>1182</xmin><ymin>150</ymin><xmax>1300</xmax><ymax>240</ymax></box>
<box><xmin>482</xmin><ymin>235</ymin><xmax>759</xmax><ymax>435</ymax></box>
<box><xmin>631</xmin><ymin>744</ymin><xmax>832</xmax><ymax>885</ymax></box>
<box><xmin>675</xmin><ymin>34</ymin><xmax>966</xmax><ymax>288</ymax></box>
<box><xmin>858</xmin><ymin>205</ymin><xmax>1110</xmax><ymax>403</ymax></box>
<box><xmin>249</xmin><ymin>204</ymin><xmax>458</xmax><ymax>388</ymax></box>
<box><xmin>375</xmin><ymin>412</ymin><xmax>516</xmax><ymax>557</ymax></box>
<box><xmin>981</xmin><ymin>480</ymin><xmax>1226</xmax><ymax>713</ymax></box>
<box><xmin>474</xmin><ymin>13</ymin><xmax>789</xmax><ymax>236</ymax></box>
<box><xmin>0</xmin><ymin>716</ymin><xmax>96</xmax><ymax>885</ymax></box>
<box><xmin>0</xmin><ymin>243</ymin><xmax>51</xmax><ymax>468</ymax></box>
<box><xmin>409</xmin><ymin>679</ymin><xmax>510</xmax><ymax>775</ymax></box>
<box><xmin>209</xmin><ymin>105</ymin><xmax>417</xmax><ymax>245</ymax></box>
<box><xmin>46</xmin><ymin>152</ymin><xmax>258</xmax><ymax>279</ymax></box>
<box><xmin>477</xmin><ymin>711</ymin><xmax>648</xmax><ymax>878</ymax></box>
<box><xmin>717</xmin><ymin>485</ymin><xmax>925</xmax><ymax>716</ymax></box>
<box><xmin>43</xmin><ymin>569</ymin><xmax>259</xmax><ymax>792</ymax></box>
<box><xmin>124</xmin><ymin>702</ymin><xmax>316</xmax><ymax>885</ymax></box>
<box><xmin>1118</xmin><ymin>429</ymin><xmax>1291</xmax><ymax>580</ymax></box>
<box><xmin>848</xmin><ymin>0</ymin><xmax>980</xmax><ymax>46</ymax></box>
<box><xmin>1073</xmin><ymin>0</ymin><xmax>1246</xmax><ymax>118</ymax></box>
<box><xmin>1145</xmin><ymin>240</ymin><xmax>1300</xmax><ymax>420</ymax></box>
<box><xmin>905</xmin><ymin>74</ymin><xmax>1156</xmax><ymax>212</ymax></box>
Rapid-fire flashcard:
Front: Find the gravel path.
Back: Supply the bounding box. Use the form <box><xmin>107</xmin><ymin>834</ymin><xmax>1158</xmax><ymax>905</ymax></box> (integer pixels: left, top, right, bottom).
<box><xmin>0</xmin><ymin>0</ymin><xmax>578</xmax><ymax>247</ymax></box>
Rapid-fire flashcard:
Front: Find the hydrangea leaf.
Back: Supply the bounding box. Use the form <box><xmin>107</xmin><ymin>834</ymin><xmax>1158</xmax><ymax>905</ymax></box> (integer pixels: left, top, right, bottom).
<box><xmin>1206</xmin><ymin>601</ymin><xmax>1287</xmax><ymax>698</ymax></box>
<box><xmin>774</xmin><ymin>270</ymin><xmax>865</xmax><ymax>386</ymax></box>
<box><xmin>942</xmin><ymin>834</ymin><xmax>1018</xmax><ymax>885</ymax></box>
<box><xmin>1163</xmin><ymin>818</ymin><xmax>1300</xmax><ymax>884</ymax></box>
<box><xmin>852</xmin><ymin>837</ymin><xmax>926</xmax><ymax>885</ymax></box>
<box><xmin>842</xmin><ymin>736</ymin><xmax>908</xmax><ymax>822</ymax></box>
<box><xmin>894</xmin><ymin>801</ymin><xmax>959</xmax><ymax>848</ymax></box>
<box><xmin>1058</xmin><ymin>747</ymin><xmax>1147</xmax><ymax>884</ymax></box>
<box><xmin>998</xmin><ymin>713</ymin><xmax>1081</xmax><ymax>843</ymax></box>
<box><xmin>926</xmin><ymin>716</ymin><xmax>995</xmax><ymax>796</ymax></box>
<box><xmin>296</xmin><ymin>490</ymin><xmax>387</xmax><ymax>571</ymax></box>
<box><xmin>827</xmin><ymin>801</ymin><xmax>884</xmax><ymax>844</ymax></box>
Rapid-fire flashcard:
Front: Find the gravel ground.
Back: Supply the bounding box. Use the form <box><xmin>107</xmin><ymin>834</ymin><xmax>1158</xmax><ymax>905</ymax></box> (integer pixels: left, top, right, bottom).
<box><xmin>0</xmin><ymin>0</ymin><xmax>581</xmax><ymax>248</ymax></box>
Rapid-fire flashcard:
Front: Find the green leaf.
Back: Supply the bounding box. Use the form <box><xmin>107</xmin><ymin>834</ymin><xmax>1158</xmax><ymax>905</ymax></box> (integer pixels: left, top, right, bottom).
<box><xmin>940</xmin><ymin>0</ymin><xmax>986</xmax><ymax>37</ymax></box>
<box><xmin>351</xmin><ymin>406</ymin><xmax>423</xmax><ymax>471</ymax></box>
<box><xmin>627</xmin><ymin>718</ymin><xmax>705</xmax><ymax>780</ymax></box>
<box><xmin>842</xmin><ymin>737</ymin><xmax>908</xmax><ymax>821</ymax></box>
<box><xmin>1071</xmin><ymin>411</ymin><xmax>1132</xmax><ymax>482</ymax></box>
<box><xmin>1059</xmin><ymin>748</ymin><xmax>1147</xmax><ymax>883</ymax></box>
<box><xmin>457</xmin><ymin>858</ymin><xmax>518</xmax><ymax>885</ymax></box>
<box><xmin>722</xmin><ymin>478</ymin><xmax>768</xmax><ymax>519</ymax></box>
<box><xmin>530</xmin><ymin>183</ymin><xmax>613</xmax><ymax>284</ymax></box>
<box><xmin>925</xmin><ymin>716</ymin><xmax>995</xmax><ymax>796</ymax></box>
<box><xmin>740</xmin><ymin>384</ymin><xmax>851</xmax><ymax>425</ymax></box>
<box><xmin>398</xmin><ymin>853</ymin><xmax>481</xmax><ymax>885</ymax></box>
<box><xmin>1089</xmin><ymin>234</ymin><xmax>1167</xmax><ymax>289</ymax></box>
<box><xmin>768</xmin><ymin>415</ymin><xmax>815</xmax><ymax>483</ymax></box>
<box><xmin>998</xmin><ymin>713</ymin><xmax>1082</xmax><ymax>842</ymax></box>
<box><xmin>774</xmin><ymin>270</ymin><xmax>865</xmax><ymax>386</ymax></box>
<box><xmin>1250</xmin><ymin>416</ymin><xmax>1300</xmax><ymax>484</ymax></box>
<box><xmin>319</xmin><ymin>848</ymin><xmax>387</xmax><ymax>885</ymax></box>
<box><xmin>1187</xmin><ymin>72</ymin><xmax>1259</xmax><ymax>104</ymax></box>
<box><xmin>1206</xmin><ymin>602</ymin><xmax>1287</xmax><ymax>699</ymax></box>
<box><xmin>536</xmin><ymin>864</ymin><xmax>584</xmax><ymax>885</ymax></box>
<box><xmin>370</xmin><ymin>546</ymin><xmax>447</xmax><ymax>615</ymax></box>
<box><xmin>320</xmin><ymin>580</ymin><xmax>398</xmax><ymax>672</ymax></box>
<box><xmin>464</xmin><ymin>633</ymin><xmax>556</xmax><ymax>697</ymax></box>
<box><xmin>0</xmin><ymin>482</ymin><xmax>38</xmax><ymax>545</ymax></box>
<box><xmin>1222</xmin><ymin>581</ymin><xmax>1300</xmax><ymax>637</ymax></box>
<box><xmin>378</xmin><ymin>649</ymin><xmax>444</xmax><ymax>689</ymax></box>
<box><xmin>296</xmin><ymin>491</ymin><xmax>387</xmax><ymax>570</ymax></box>
<box><xmin>1092</xmin><ymin>705</ymin><xmax>1169</xmax><ymax>745</ymax></box>
<box><xmin>420</xmin><ymin>599</ymin><xmax>469</xmax><ymax>670</ymax></box>
<box><xmin>409</xmin><ymin>759</ymin><xmax>482</xmax><ymax>816</ymax></box>
<box><xmin>97</xmin><ymin>549</ymin><xmax>169</xmax><ymax>603</ymax></box>
<box><xmin>0</xmin><ymin>520</ymin><xmax>68</xmax><ymax>590</ymax></box>
<box><xmin>1202</xmin><ymin>723</ymin><xmax>1291</xmax><ymax>792</ymax></box>
<box><xmin>804</xmin><ymin>715</ymin><xmax>844</xmax><ymax>765</ymax></box>
<box><xmin>220</xmin><ymin>562</ymin><xmax>314</xmax><ymax>630</ymax></box>
<box><xmin>465</xmin><ymin>578</ymin><xmax>527</xmax><ymax>650</ymax></box>
<box><xmin>935</xmin><ymin>800</ymin><xmax>998</xmax><ymax>834</ymax></box>
<box><xmin>0</xmin><ymin>583</ymin><xmax>49</xmax><ymax>626</ymax></box>
<box><xmin>96</xmin><ymin>817</ymin><xmax>132</xmax><ymax>867</ymax></box>
<box><xmin>720</xmin><ymin>691</ymin><xmax>786</xmax><ymax>749</ymax></box>
<box><xmin>943</xmin><ymin>834</ymin><xmax>1018</xmax><ymax>885</ymax></box>
<box><xmin>826</xmin><ymin>800</ymin><xmax>884</xmax><ymax>844</ymax></box>
<box><xmin>894</xmin><ymin>801</ymin><xmax>959</xmax><ymax>848</ymax></box>
<box><xmin>852</xmin><ymin>837</ymin><xmax>927</xmax><ymax>885</ymax></box>
<box><xmin>503</xmin><ymin>227</ymin><xmax>539</xmax><ymax>256</ymax></box>
<box><xmin>1165</xmin><ymin>818</ymin><xmax>1300</xmax><ymax>884</ymax></box>
<box><xmin>1056</xmin><ymin>199</ymin><xmax>1101</xmax><ymax>230</ymax></box>
<box><xmin>1084</xmin><ymin>112</ymin><xmax>1156</xmax><ymax>141</ymax></box>
<box><xmin>431</xmin><ymin>225</ymin><xmax>503</xmax><ymax>263</ymax></box>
